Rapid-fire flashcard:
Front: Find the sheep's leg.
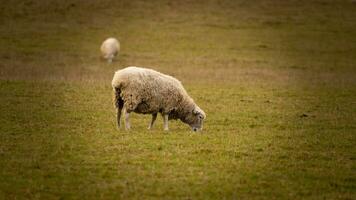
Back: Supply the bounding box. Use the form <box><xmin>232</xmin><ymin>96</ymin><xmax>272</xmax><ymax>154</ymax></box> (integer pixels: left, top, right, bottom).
<box><xmin>114</xmin><ymin>87</ymin><xmax>123</xmax><ymax>129</ymax></box>
<box><xmin>163</xmin><ymin>114</ymin><xmax>169</xmax><ymax>131</ymax></box>
<box><xmin>107</xmin><ymin>54</ymin><xmax>114</xmax><ymax>63</ymax></box>
<box><xmin>124</xmin><ymin>108</ymin><xmax>131</xmax><ymax>130</ymax></box>
<box><xmin>148</xmin><ymin>113</ymin><xmax>157</xmax><ymax>130</ymax></box>
<box><xmin>116</xmin><ymin>107</ymin><xmax>122</xmax><ymax>128</ymax></box>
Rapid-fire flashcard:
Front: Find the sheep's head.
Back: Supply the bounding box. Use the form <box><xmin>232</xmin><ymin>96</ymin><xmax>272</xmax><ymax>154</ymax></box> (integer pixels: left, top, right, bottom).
<box><xmin>184</xmin><ymin>106</ymin><xmax>206</xmax><ymax>132</ymax></box>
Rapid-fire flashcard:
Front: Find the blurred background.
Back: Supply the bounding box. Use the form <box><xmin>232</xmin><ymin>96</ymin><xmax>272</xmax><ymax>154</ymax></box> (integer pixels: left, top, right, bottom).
<box><xmin>0</xmin><ymin>0</ymin><xmax>355</xmax><ymax>199</ymax></box>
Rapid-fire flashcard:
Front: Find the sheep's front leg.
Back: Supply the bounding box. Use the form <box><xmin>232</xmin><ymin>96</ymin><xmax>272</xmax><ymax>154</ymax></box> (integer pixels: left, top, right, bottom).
<box><xmin>148</xmin><ymin>113</ymin><xmax>157</xmax><ymax>130</ymax></box>
<box><xmin>124</xmin><ymin>108</ymin><xmax>131</xmax><ymax>130</ymax></box>
<box><xmin>163</xmin><ymin>114</ymin><xmax>169</xmax><ymax>131</ymax></box>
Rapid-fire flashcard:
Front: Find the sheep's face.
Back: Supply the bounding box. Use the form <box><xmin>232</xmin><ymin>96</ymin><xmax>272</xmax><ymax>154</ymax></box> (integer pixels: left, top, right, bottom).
<box><xmin>185</xmin><ymin>106</ymin><xmax>206</xmax><ymax>132</ymax></box>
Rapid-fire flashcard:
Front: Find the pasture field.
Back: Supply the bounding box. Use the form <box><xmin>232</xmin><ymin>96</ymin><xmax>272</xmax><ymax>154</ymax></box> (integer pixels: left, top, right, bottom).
<box><xmin>0</xmin><ymin>0</ymin><xmax>355</xmax><ymax>199</ymax></box>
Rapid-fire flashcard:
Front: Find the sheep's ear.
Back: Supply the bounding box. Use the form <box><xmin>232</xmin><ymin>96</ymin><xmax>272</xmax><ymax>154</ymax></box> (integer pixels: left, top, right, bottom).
<box><xmin>194</xmin><ymin>106</ymin><xmax>206</xmax><ymax>118</ymax></box>
<box><xmin>193</xmin><ymin>107</ymin><xmax>204</xmax><ymax>116</ymax></box>
<box><xmin>193</xmin><ymin>107</ymin><xmax>200</xmax><ymax>115</ymax></box>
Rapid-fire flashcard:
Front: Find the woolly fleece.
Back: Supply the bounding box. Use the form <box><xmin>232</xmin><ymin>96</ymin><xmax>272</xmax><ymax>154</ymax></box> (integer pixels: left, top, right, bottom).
<box><xmin>100</xmin><ymin>37</ymin><xmax>120</xmax><ymax>62</ymax></box>
<box><xmin>112</xmin><ymin>66</ymin><xmax>206</xmax><ymax>129</ymax></box>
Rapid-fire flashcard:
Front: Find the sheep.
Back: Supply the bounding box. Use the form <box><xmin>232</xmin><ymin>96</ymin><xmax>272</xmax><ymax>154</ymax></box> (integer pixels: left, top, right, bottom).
<box><xmin>100</xmin><ymin>37</ymin><xmax>120</xmax><ymax>63</ymax></box>
<box><xmin>112</xmin><ymin>66</ymin><xmax>206</xmax><ymax>131</ymax></box>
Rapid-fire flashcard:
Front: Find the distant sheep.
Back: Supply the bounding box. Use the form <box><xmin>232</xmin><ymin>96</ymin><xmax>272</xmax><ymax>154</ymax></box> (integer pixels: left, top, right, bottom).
<box><xmin>100</xmin><ymin>37</ymin><xmax>120</xmax><ymax>63</ymax></box>
<box><xmin>112</xmin><ymin>66</ymin><xmax>206</xmax><ymax>131</ymax></box>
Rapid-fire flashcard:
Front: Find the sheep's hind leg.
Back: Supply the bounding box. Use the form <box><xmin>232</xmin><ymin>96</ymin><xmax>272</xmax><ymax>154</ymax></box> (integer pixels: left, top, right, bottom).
<box><xmin>148</xmin><ymin>113</ymin><xmax>157</xmax><ymax>130</ymax></box>
<box><xmin>116</xmin><ymin>107</ymin><xmax>121</xmax><ymax>128</ymax></box>
<box><xmin>114</xmin><ymin>88</ymin><xmax>124</xmax><ymax>129</ymax></box>
<box><xmin>107</xmin><ymin>54</ymin><xmax>114</xmax><ymax>63</ymax></box>
<box><xmin>124</xmin><ymin>108</ymin><xmax>131</xmax><ymax>130</ymax></box>
<box><xmin>163</xmin><ymin>114</ymin><xmax>169</xmax><ymax>131</ymax></box>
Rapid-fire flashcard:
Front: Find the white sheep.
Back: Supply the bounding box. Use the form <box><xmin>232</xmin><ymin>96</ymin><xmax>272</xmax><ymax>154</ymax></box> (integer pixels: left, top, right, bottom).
<box><xmin>112</xmin><ymin>66</ymin><xmax>206</xmax><ymax>131</ymax></box>
<box><xmin>100</xmin><ymin>37</ymin><xmax>120</xmax><ymax>63</ymax></box>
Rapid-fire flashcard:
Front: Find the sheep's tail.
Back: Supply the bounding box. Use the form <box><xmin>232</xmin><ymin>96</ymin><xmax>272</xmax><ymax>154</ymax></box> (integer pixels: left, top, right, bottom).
<box><xmin>113</xmin><ymin>86</ymin><xmax>124</xmax><ymax>128</ymax></box>
<box><xmin>113</xmin><ymin>87</ymin><xmax>124</xmax><ymax>110</ymax></box>
<box><xmin>112</xmin><ymin>72</ymin><xmax>123</xmax><ymax>109</ymax></box>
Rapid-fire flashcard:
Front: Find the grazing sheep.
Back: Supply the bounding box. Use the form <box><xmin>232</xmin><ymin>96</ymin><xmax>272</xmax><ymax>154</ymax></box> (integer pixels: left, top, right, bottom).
<box><xmin>100</xmin><ymin>37</ymin><xmax>120</xmax><ymax>63</ymax></box>
<box><xmin>112</xmin><ymin>66</ymin><xmax>206</xmax><ymax>131</ymax></box>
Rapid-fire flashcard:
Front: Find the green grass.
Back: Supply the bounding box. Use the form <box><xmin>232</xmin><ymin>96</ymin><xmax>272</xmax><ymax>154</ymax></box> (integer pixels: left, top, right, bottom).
<box><xmin>0</xmin><ymin>0</ymin><xmax>356</xmax><ymax>199</ymax></box>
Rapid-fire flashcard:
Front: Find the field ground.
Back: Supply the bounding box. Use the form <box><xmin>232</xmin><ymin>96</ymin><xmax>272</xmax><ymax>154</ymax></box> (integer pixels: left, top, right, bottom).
<box><xmin>0</xmin><ymin>0</ymin><xmax>355</xmax><ymax>199</ymax></box>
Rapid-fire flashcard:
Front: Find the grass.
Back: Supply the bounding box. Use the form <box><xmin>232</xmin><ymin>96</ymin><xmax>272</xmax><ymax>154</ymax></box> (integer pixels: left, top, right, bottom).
<box><xmin>0</xmin><ymin>0</ymin><xmax>355</xmax><ymax>199</ymax></box>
